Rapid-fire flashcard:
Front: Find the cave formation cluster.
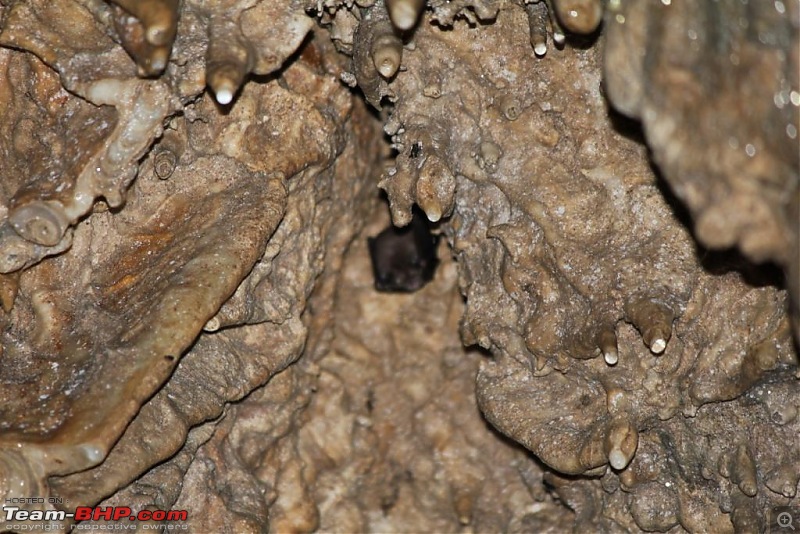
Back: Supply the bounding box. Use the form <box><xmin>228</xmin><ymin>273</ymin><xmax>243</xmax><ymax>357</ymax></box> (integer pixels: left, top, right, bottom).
<box><xmin>0</xmin><ymin>0</ymin><xmax>797</xmax><ymax>532</ymax></box>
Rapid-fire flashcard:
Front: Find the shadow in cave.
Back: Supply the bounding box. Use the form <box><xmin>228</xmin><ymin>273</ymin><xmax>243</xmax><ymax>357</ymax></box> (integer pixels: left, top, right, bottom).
<box><xmin>606</xmin><ymin>105</ymin><xmax>789</xmax><ymax>294</ymax></box>
<box><xmin>606</xmin><ymin>104</ymin><xmax>647</xmax><ymax>146</ymax></box>
<box><xmin>650</xmin><ymin>157</ymin><xmax>788</xmax><ymax>293</ymax></box>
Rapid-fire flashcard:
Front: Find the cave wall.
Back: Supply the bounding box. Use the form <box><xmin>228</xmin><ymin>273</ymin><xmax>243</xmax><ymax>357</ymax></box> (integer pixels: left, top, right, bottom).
<box><xmin>0</xmin><ymin>0</ymin><xmax>797</xmax><ymax>532</ymax></box>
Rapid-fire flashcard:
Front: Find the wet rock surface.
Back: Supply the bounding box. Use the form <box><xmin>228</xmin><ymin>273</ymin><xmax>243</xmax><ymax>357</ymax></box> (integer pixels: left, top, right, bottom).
<box><xmin>0</xmin><ymin>0</ymin><xmax>797</xmax><ymax>532</ymax></box>
<box><xmin>603</xmin><ymin>0</ymin><xmax>800</xmax><ymax>340</ymax></box>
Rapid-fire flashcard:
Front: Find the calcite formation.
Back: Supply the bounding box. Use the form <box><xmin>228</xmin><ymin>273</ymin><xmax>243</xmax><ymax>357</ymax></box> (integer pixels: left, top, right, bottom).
<box><xmin>603</xmin><ymin>0</ymin><xmax>800</xmax><ymax>338</ymax></box>
<box><xmin>0</xmin><ymin>0</ymin><xmax>797</xmax><ymax>532</ymax></box>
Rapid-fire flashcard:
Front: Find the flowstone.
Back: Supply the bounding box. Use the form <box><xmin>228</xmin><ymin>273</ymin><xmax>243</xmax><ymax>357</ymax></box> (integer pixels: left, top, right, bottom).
<box><xmin>0</xmin><ymin>0</ymin><xmax>797</xmax><ymax>532</ymax></box>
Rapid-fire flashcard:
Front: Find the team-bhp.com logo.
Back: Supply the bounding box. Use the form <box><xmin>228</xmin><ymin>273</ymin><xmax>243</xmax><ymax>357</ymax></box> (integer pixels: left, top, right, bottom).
<box><xmin>4</xmin><ymin>503</ymin><xmax>188</xmax><ymax>531</ymax></box>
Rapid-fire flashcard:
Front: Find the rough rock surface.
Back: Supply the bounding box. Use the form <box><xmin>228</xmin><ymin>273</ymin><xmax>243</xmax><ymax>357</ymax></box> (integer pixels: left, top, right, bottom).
<box><xmin>0</xmin><ymin>0</ymin><xmax>797</xmax><ymax>532</ymax></box>
<box><xmin>603</xmin><ymin>0</ymin><xmax>800</xmax><ymax>337</ymax></box>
